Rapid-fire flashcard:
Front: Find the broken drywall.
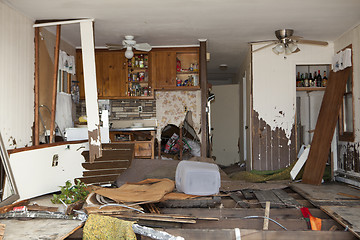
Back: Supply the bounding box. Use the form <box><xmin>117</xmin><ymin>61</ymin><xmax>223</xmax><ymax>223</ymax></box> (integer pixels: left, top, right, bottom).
<box><xmin>251</xmin><ymin>43</ymin><xmax>334</xmax><ymax>142</ymax></box>
<box><xmin>8</xmin><ymin>142</ymin><xmax>88</xmax><ymax>200</ymax></box>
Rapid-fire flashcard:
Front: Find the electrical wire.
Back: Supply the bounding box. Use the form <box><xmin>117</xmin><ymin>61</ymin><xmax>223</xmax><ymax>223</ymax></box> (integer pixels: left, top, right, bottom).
<box><xmin>99</xmin><ymin>203</ymin><xmax>145</xmax><ymax>213</ymax></box>
<box><xmin>242</xmin><ymin>216</ymin><xmax>288</xmax><ymax>230</ymax></box>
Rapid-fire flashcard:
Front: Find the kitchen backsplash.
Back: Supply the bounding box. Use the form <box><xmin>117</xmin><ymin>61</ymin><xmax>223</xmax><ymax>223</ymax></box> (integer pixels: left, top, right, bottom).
<box><xmin>76</xmin><ymin>99</ymin><xmax>156</xmax><ymax>121</ymax></box>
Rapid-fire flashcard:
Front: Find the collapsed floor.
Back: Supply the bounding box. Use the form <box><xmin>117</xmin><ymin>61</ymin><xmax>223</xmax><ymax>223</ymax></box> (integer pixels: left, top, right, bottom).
<box><xmin>0</xmin><ymin>153</ymin><xmax>359</xmax><ymax>240</ymax></box>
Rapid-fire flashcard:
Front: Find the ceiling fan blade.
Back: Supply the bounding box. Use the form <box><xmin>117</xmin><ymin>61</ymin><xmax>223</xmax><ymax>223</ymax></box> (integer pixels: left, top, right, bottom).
<box><xmin>249</xmin><ymin>39</ymin><xmax>278</xmax><ymax>44</ymax></box>
<box><xmin>134</xmin><ymin>43</ymin><xmax>152</xmax><ymax>52</ymax></box>
<box><xmin>289</xmin><ymin>35</ymin><xmax>303</xmax><ymax>40</ymax></box>
<box><xmin>296</xmin><ymin>39</ymin><xmax>328</xmax><ymax>46</ymax></box>
<box><xmin>106</xmin><ymin>43</ymin><xmax>125</xmax><ymax>50</ymax></box>
<box><xmin>252</xmin><ymin>42</ymin><xmax>277</xmax><ymax>52</ymax></box>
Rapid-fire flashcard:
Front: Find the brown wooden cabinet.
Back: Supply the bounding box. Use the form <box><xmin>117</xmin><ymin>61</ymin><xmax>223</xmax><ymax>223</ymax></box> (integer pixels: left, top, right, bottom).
<box><xmin>76</xmin><ymin>47</ymin><xmax>200</xmax><ymax>99</ymax></box>
<box><xmin>76</xmin><ymin>50</ymin><xmax>127</xmax><ymax>99</ymax></box>
<box><xmin>151</xmin><ymin>47</ymin><xmax>200</xmax><ymax>90</ymax></box>
<box><xmin>151</xmin><ymin>51</ymin><xmax>177</xmax><ymax>89</ymax></box>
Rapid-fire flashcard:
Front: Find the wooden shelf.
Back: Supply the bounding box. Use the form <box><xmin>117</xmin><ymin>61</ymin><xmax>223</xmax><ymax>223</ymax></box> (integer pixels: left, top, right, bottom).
<box><xmin>296</xmin><ymin>87</ymin><xmax>326</xmax><ymax>91</ymax></box>
<box><xmin>155</xmin><ymin>86</ymin><xmax>200</xmax><ymax>91</ymax></box>
<box><xmin>177</xmin><ymin>71</ymin><xmax>199</xmax><ymax>74</ymax></box>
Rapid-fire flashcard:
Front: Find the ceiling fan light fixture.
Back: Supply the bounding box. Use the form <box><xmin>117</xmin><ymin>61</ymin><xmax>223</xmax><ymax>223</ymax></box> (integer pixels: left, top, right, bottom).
<box><xmin>287</xmin><ymin>42</ymin><xmax>298</xmax><ymax>53</ymax></box>
<box><xmin>272</xmin><ymin>43</ymin><xmax>285</xmax><ymax>54</ymax></box>
<box><xmin>125</xmin><ymin>46</ymin><xmax>134</xmax><ymax>59</ymax></box>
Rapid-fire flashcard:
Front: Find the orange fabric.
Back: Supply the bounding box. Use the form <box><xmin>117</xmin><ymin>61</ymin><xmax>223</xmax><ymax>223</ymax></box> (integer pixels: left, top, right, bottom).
<box><xmin>309</xmin><ymin>215</ymin><xmax>322</xmax><ymax>231</ymax></box>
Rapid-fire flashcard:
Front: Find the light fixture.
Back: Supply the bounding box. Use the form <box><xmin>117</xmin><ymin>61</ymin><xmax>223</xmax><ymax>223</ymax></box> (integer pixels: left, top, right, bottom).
<box><xmin>272</xmin><ymin>43</ymin><xmax>285</xmax><ymax>54</ymax></box>
<box><xmin>125</xmin><ymin>46</ymin><xmax>134</xmax><ymax>59</ymax></box>
<box><xmin>287</xmin><ymin>42</ymin><xmax>298</xmax><ymax>53</ymax></box>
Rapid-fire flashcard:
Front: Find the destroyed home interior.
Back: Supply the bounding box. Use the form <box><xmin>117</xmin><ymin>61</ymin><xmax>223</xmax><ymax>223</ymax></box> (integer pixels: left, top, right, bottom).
<box><xmin>1</xmin><ymin>0</ymin><xmax>360</xmax><ymax>239</ymax></box>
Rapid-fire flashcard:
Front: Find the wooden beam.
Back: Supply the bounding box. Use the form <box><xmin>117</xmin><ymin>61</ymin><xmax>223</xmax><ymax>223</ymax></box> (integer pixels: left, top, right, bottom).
<box><xmin>200</xmin><ymin>40</ymin><xmax>207</xmax><ymax>158</ymax></box>
<box><xmin>49</xmin><ymin>25</ymin><xmax>61</xmax><ymax>143</ymax></box>
<box><xmin>302</xmin><ymin>68</ymin><xmax>351</xmax><ymax>185</ymax></box>
<box><xmin>67</xmin><ymin>72</ymin><xmax>71</xmax><ymax>94</ymax></box>
<box><xmin>79</xmin><ymin>20</ymin><xmax>102</xmax><ymax>162</ymax></box>
<box><xmin>163</xmin><ymin>229</ymin><xmax>356</xmax><ymax>240</ymax></box>
<box><xmin>34</xmin><ymin>27</ymin><xmax>40</xmax><ymax>146</ymax></box>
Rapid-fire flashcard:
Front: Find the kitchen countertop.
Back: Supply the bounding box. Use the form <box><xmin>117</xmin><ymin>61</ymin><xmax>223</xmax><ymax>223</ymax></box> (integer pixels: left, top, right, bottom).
<box><xmin>110</xmin><ymin>127</ymin><xmax>156</xmax><ymax>132</ymax></box>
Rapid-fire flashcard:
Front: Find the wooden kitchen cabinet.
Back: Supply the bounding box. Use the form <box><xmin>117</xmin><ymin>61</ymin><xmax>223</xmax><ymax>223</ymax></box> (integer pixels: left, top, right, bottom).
<box><xmin>151</xmin><ymin>51</ymin><xmax>177</xmax><ymax>89</ymax></box>
<box><xmin>151</xmin><ymin>47</ymin><xmax>200</xmax><ymax>90</ymax></box>
<box><xmin>76</xmin><ymin>50</ymin><xmax>127</xmax><ymax>99</ymax></box>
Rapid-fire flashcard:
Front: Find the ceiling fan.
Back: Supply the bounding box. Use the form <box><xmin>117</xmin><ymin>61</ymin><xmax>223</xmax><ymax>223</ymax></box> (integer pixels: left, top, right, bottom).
<box><xmin>251</xmin><ymin>29</ymin><xmax>328</xmax><ymax>55</ymax></box>
<box><xmin>106</xmin><ymin>35</ymin><xmax>152</xmax><ymax>59</ymax></box>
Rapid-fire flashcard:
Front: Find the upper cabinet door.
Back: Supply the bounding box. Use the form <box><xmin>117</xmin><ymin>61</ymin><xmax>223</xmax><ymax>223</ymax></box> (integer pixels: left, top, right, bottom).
<box><xmin>151</xmin><ymin>51</ymin><xmax>176</xmax><ymax>89</ymax></box>
<box><xmin>100</xmin><ymin>51</ymin><xmax>127</xmax><ymax>98</ymax></box>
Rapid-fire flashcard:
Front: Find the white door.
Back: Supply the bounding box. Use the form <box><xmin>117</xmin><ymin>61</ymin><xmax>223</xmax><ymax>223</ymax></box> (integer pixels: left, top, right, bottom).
<box><xmin>211</xmin><ymin>84</ymin><xmax>240</xmax><ymax>166</ymax></box>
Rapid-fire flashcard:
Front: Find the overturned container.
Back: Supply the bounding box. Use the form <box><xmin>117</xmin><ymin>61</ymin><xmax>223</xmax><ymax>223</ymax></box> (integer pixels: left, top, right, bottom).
<box><xmin>175</xmin><ymin>160</ymin><xmax>220</xmax><ymax>196</ymax></box>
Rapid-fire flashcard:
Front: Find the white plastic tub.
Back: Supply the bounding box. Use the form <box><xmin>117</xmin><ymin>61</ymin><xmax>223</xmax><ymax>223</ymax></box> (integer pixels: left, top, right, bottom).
<box><xmin>175</xmin><ymin>160</ymin><xmax>220</xmax><ymax>195</ymax></box>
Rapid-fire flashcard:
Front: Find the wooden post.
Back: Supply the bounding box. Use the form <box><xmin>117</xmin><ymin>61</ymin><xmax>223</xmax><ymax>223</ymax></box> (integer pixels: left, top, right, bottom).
<box><xmin>199</xmin><ymin>40</ymin><xmax>208</xmax><ymax>158</ymax></box>
<box><xmin>263</xmin><ymin>201</ymin><xmax>270</xmax><ymax>230</ymax></box>
<box><xmin>34</xmin><ymin>27</ymin><xmax>40</xmax><ymax>146</ymax></box>
<box><xmin>80</xmin><ymin>20</ymin><xmax>102</xmax><ymax>163</ymax></box>
<box><xmin>67</xmin><ymin>73</ymin><xmax>71</xmax><ymax>94</ymax></box>
<box><xmin>49</xmin><ymin>25</ymin><xmax>61</xmax><ymax>143</ymax></box>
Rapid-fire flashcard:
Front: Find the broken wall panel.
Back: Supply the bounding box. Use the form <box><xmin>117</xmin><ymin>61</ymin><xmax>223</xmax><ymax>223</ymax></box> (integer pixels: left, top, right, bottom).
<box><xmin>252</xmin><ymin>110</ymin><xmax>296</xmax><ymax>171</ymax></box>
<box><xmin>8</xmin><ymin>142</ymin><xmax>88</xmax><ymax>200</ymax></box>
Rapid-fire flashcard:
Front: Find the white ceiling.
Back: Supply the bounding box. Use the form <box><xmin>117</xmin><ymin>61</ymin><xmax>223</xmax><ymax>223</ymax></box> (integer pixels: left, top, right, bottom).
<box><xmin>3</xmin><ymin>0</ymin><xmax>360</xmax><ymax>83</ymax></box>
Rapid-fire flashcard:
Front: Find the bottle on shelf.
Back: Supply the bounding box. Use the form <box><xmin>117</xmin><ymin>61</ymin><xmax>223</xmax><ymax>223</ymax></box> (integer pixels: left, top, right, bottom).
<box><xmin>316</xmin><ymin>70</ymin><xmax>322</xmax><ymax>87</ymax></box>
<box><xmin>296</xmin><ymin>72</ymin><xmax>300</xmax><ymax>87</ymax></box>
<box><xmin>300</xmin><ymin>73</ymin><xmax>304</xmax><ymax>87</ymax></box>
<box><xmin>322</xmin><ymin>71</ymin><xmax>328</xmax><ymax>87</ymax></box>
<box><xmin>304</xmin><ymin>73</ymin><xmax>309</xmax><ymax>87</ymax></box>
<box><xmin>309</xmin><ymin>72</ymin><xmax>314</xmax><ymax>87</ymax></box>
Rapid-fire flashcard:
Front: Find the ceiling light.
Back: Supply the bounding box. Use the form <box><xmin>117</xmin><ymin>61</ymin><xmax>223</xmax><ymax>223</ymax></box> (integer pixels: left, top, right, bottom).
<box><xmin>125</xmin><ymin>46</ymin><xmax>134</xmax><ymax>59</ymax></box>
<box><xmin>287</xmin><ymin>42</ymin><xmax>298</xmax><ymax>53</ymax></box>
<box><xmin>219</xmin><ymin>64</ymin><xmax>228</xmax><ymax>70</ymax></box>
<box><xmin>272</xmin><ymin>43</ymin><xmax>285</xmax><ymax>54</ymax></box>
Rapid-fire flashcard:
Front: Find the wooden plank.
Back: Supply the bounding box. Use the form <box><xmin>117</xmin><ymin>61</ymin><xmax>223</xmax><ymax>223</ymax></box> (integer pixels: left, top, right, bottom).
<box><xmin>184</xmin><ymin>218</ymin><xmax>342</xmax><ymax>231</ymax></box>
<box><xmin>253</xmin><ymin>190</ymin><xmax>284</xmax><ymax>208</ymax></box>
<box><xmin>103</xmin><ymin>143</ymin><xmax>135</xmax><ymax>150</ymax></box>
<box><xmin>49</xmin><ymin>25</ymin><xmax>61</xmax><ymax>143</ymax></box>
<box><xmin>34</xmin><ymin>27</ymin><xmax>40</xmax><ymax>146</ymax></box>
<box><xmin>159</xmin><ymin>197</ymin><xmax>221</xmax><ymax>208</ymax></box>
<box><xmin>272</xmin><ymin>189</ymin><xmax>300</xmax><ymax>208</ymax></box>
<box><xmin>229</xmin><ymin>192</ymin><xmax>250</xmax><ymax>208</ymax></box>
<box><xmin>82</xmin><ymin>161</ymin><xmax>131</xmax><ymax>170</ymax></box>
<box><xmin>303</xmin><ymin>68</ymin><xmax>351</xmax><ymax>185</ymax></box>
<box><xmin>161</xmin><ymin>229</ymin><xmax>357</xmax><ymax>240</ymax></box>
<box><xmin>321</xmin><ymin>206</ymin><xmax>360</xmax><ymax>239</ymax></box>
<box><xmin>263</xmin><ymin>201</ymin><xmax>270</xmax><ymax>230</ymax></box>
<box><xmin>160</xmin><ymin>208</ymin><xmax>330</xmax><ymax>219</ymax></box>
<box><xmin>76</xmin><ymin>174</ymin><xmax>119</xmax><ymax>184</ymax></box>
<box><xmin>80</xmin><ymin>20</ymin><xmax>102</xmax><ymax>163</ymax></box>
<box><xmin>1</xmin><ymin>219</ymin><xmax>82</xmax><ymax>240</ymax></box>
<box><xmin>241</xmin><ymin>189</ymin><xmax>256</xmax><ymax>200</ymax></box>
<box><xmin>82</xmin><ymin>149</ymin><xmax>133</xmax><ymax>162</ymax></box>
<box><xmin>83</xmin><ymin>168</ymin><xmax>126</xmax><ymax>177</ymax></box>
<box><xmin>200</xmin><ymin>41</ymin><xmax>207</xmax><ymax>157</ymax></box>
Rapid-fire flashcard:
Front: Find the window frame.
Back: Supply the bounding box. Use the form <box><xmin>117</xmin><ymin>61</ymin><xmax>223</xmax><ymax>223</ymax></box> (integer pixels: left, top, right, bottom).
<box><xmin>338</xmin><ymin>44</ymin><xmax>354</xmax><ymax>142</ymax></box>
